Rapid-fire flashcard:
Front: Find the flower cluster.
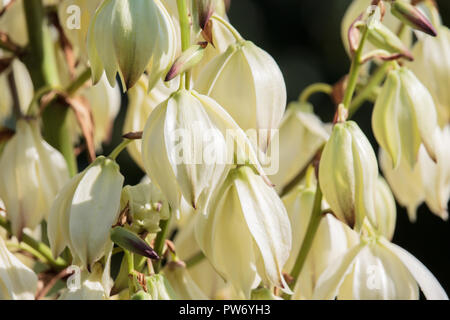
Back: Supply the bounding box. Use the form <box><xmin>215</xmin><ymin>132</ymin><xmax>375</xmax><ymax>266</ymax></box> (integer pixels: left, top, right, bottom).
<box><xmin>0</xmin><ymin>0</ymin><xmax>448</xmax><ymax>301</ymax></box>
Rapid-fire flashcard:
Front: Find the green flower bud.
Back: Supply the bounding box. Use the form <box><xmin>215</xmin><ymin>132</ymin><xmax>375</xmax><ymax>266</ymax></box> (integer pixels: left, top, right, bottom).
<box><xmin>391</xmin><ymin>0</ymin><xmax>437</xmax><ymax>36</ymax></box>
<box><xmin>87</xmin><ymin>0</ymin><xmax>177</xmax><ymax>91</ymax></box>
<box><xmin>110</xmin><ymin>227</ymin><xmax>159</xmax><ymax>260</ymax></box>
<box><xmin>372</xmin><ymin>67</ymin><xmax>438</xmax><ymax>169</ymax></box>
<box><xmin>0</xmin><ymin>119</ymin><xmax>70</xmax><ymax>238</ymax></box>
<box><xmin>319</xmin><ymin>121</ymin><xmax>379</xmax><ymax>231</ymax></box>
<box><xmin>165</xmin><ymin>44</ymin><xmax>206</xmax><ymax>81</ymax></box>
<box><xmin>196</xmin><ymin>166</ymin><xmax>292</xmax><ymax>298</ymax></box>
<box><xmin>0</xmin><ymin>237</ymin><xmax>38</xmax><ymax>300</ymax></box>
<box><xmin>48</xmin><ymin>156</ymin><xmax>124</xmax><ymax>269</ymax></box>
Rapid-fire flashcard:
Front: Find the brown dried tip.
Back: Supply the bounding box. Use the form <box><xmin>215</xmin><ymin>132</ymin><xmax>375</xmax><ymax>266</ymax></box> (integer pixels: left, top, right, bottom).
<box><xmin>197</xmin><ymin>0</ymin><xmax>216</xmax><ymax>30</ymax></box>
<box><xmin>201</xmin><ymin>19</ymin><xmax>215</xmax><ymax>47</ymax></box>
<box><xmin>123</xmin><ymin>131</ymin><xmax>143</xmax><ymax>140</ymax></box>
<box><xmin>391</xmin><ymin>0</ymin><xmax>437</xmax><ymax>36</ymax></box>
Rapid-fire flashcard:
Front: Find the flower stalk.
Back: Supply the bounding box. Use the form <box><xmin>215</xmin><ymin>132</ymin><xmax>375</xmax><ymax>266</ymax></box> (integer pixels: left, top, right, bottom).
<box><xmin>177</xmin><ymin>0</ymin><xmax>192</xmax><ymax>89</ymax></box>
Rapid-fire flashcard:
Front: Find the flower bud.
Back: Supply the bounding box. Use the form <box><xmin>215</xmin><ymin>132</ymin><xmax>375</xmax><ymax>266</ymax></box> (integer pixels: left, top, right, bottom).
<box><xmin>373</xmin><ymin>176</ymin><xmax>397</xmax><ymax>240</ymax></box>
<box><xmin>408</xmin><ymin>25</ymin><xmax>450</xmax><ymax>126</ymax></box>
<box><xmin>314</xmin><ymin>236</ymin><xmax>448</xmax><ymax>300</ymax></box>
<box><xmin>87</xmin><ymin>0</ymin><xmax>177</xmax><ymax>91</ymax></box>
<box><xmin>319</xmin><ymin>121</ymin><xmax>379</xmax><ymax>231</ymax></box>
<box><xmin>165</xmin><ymin>44</ymin><xmax>206</xmax><ymax>81</ymax></box>
<box><xmin>48</xmin><ymin>156</ymin><xmax>124</xmax><ymax>269</ymax></box>
<box><xmin>0</xmin><ymin>236</ymin><xmax>38</xmax><ymax>300</ymax></box>
<box><xmin>110</xmin><ymin>227</ymin><xmax>159</xmax><ymax>260</ymax></box>
<box><xmin>391</xmin><ymin>0</ymin><xmax>437</xmax><ymax>36</ymax></box>
<box><xmin>341</xmin><ymin>0</ymin><xmax>412</xmax><ymax>55</ymax></box>
<box><xmin>379</xmin><ymin>148</ymin><xmax>424</xmax><ymax>222</ymax></box>
<box><xmin>195</xmin><ymin>40</ymin><xmax>287</xmax><ymax>152</ymax></box>
<box><xmin>418</xmin><ymin>126</ymin><xmax>450</xmax><ymax>221</ymax></box>
<box><xmin>146</xmin><ymin>274</ymin><xmax>178</xmax><ymax>300</ymax></box>
<box><xmin>120</xmin><ymin>180</ymin><xmax>170</xmax><ymax>234</ymax></box>
<box><xmin>142</xmin><ymin>89</ymin><xmax>265</xmax><ymax>213</ymax></box>
<box><xmin>364</xmin><ymin>19</ymin><xmax>413</xmax><ymax>60</ymax></box>
<box><xmin>372</xmin><ymin>67</ymin><xmax>438</xmax><ymax>169</ymax></box>
<box><xmin>270</xmin><ymin>102</ymin><xmax>329</xmax><ymax>192</ymax></box>
<box><xmin>195</xmin><ymin>166</ymin><xmax>292</xmax><ymax>298</ymax></box>
<box><xmin>123</xmin><ymin>76</ymin><xmax>176</xmax><ymax>170</ymax></box>
<box><xmin>0</xmin><ymin>119</ymin><xmax>70</xmax><ymax>238</ymax></box>
<box><xmin>164</xmin><ymin>261</ymin><xmax>209</xmax><ymax>300</ymax></box>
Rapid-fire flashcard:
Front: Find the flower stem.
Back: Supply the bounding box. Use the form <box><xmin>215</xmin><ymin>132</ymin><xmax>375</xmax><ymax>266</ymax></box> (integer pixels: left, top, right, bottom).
<box><xmin>185</xmin><ymin>251</ymin><xmax>205</xmax><ymax>269</ymax></box>
<box><xmin>153</xmin><ymin>213</ymin><xmax>172</xmax><ymax>273</ymax></box>
<box><xmin>299</xmin><ymin>83</ymin><xmax>333</xmax><ymax>103</ymax></box>
<box><xmin>66</xmin><ymin>68</ymin><xmax>92</xmax><ymax>96</ymax></box>
<box><xmin>108</xmin><ymin>139</ymin><xmax>133</xmax><ymax>161</ymax></box>
<box><xmin>0</xmin><ymin>216</ymin><xmax>68</xmax><ymax>271</ymax></box>
<box><xmin>342</xmin><ymin>25</ymin><xmax>370</xmax><ymax>110</ymax></box>
<box><xmin>349</xmin><ymin>62</ymin><xmax>392</xmax><ymax>117</ymax></box>
<box><xmin>177</xmin><ymin>0</ymin><xmax>191</xmax><ymax>89</ymax></box>
<box><xmin>211</xmin><ymin>14</ymin><xmax>244</xmax><ymax>42</ymax></box>
<box><xmin>285</xmin><ymin>183</ymin><xmax>323</xmax><ymax>299</ymax></box>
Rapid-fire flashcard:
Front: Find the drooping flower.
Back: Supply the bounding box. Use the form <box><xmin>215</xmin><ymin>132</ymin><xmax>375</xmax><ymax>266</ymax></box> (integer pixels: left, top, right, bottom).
<box><xmin>141</xmin><ymin>89</ymin><xmax>266</xmax><ymax>213</ymax></box>
<box><xmin>195</xmin><ymin>37</ymin><xmax>287</xmax><ymax>152</ymax></box>
<box><xmin>48</xmin><ymin>156</ymin><xmax>124</xmax><ymax>269</ymax></box>
<box><xmin>0</xmin><ymin>236</ymin><xmax>38</xmax><ymax>300</ymax></box>
<box><xmin>372</xmin><ymin>67</ymin><xmax>439</xmax><ymax>169</ymax></box>
<box><xmin>313</xmin><ymin>233</ymin><xmax>449</xmax><ymax>300</ymax></box>
<box><xmin>87</xmin><ymin>0</ymin><xmax>177</xmax><ymax>91</ymax></box>
<box><xmin>379</xmin><ymin>148</ymin><xmax>424</xmax><ymax>222</ymax></box>
<box><xmin>319</xmin><ymin>121</ymin><xmax>379</xmax><ymax>231</ymax></box>
<box><xmin>0</xmin><ymin>119</ymin><xmax>70</xmax><ymax>238</ymax></box>
<box><xmin>418</xmin><ymin>126</ymin><xmax>450</xmax><ymax>221</ymax></box>
<box><xmin>195</xmin><ymin>166</ymin><xmax>292</xmax><ymax>298</ymax></box>
<box><xmin>408</xmin><ymin>24</ymin><xmax>450</xmax><ymax>126</ymax></box>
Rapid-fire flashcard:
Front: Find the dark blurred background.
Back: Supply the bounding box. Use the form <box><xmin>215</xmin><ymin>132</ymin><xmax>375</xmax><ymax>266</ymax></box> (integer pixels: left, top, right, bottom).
<box><xmin>103</xmin><ymin>0</ymin><xmax>450</xmax><ymax>295</ymax></box>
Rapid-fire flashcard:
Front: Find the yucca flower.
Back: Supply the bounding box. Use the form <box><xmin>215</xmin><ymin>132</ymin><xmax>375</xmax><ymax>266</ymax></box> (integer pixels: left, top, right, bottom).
<box><xmin>195</xmin><ymin>166</ymin><xmax>292</xmax><ymax>298</ymax></box>
<box><xmin>319</xmin><ymin>121</ymin><xmax>379</xmax><ymax>231</ymax></box>
<box><xmin>0</xmin><ymin>236</ymin><xmax>38</xmax><ymax>300</ymax></box>
<box><xmin>87</xmin><ymin>0</ymin><xmax>177</xmax><ymax>91</ymax></box>
<box><xmin>195</xmin><ymin>38</ymin><xmax>287</xmax><ymax>152</ymax></box>
<box><xmin>48</xmin><ymin>156</ymin><xmax>124</xmax><ymax>269</ymax></box>
<box><xmin>372</xmin><ymin>67</ymin><xmax>438</xmax><ymax>169</ymax></box>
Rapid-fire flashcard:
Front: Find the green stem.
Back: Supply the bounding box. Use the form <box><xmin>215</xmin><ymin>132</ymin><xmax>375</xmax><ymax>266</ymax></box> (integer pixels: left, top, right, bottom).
<box><xmin>176</xmin><ymin>0</ymin><xmax>191</xmax><ymax>89</ymax></box>
<box><xmin>108</xmin><ymin>139</ymin><xmax>133</xmax><ymax>161</ymax></box>
<box><xmin>22</xmin><ymin>0</ymin><xmax>77</xmax><ymax>176</ymax></box>
<box><xmin>185</xmin><ymin>251</ymin><xmax>205</xmax><ymax>269</ymax></box>
<box><xmin>299</xmin><ymin>83</ymin><xmax>333</xmax><ymax>103</ymax></box>
<box><xmin>0</xmin><ymin>216</ymin><xmax>68</xmax><ymax>271</ymax></box>
<box><xmin>210</xmin><ymin>14</ymin><xmax>243</xmax><ymax>42</ymax></box>
<box><xmin>66</xmin><ymin>68</ymin><xmax>92</xmax><ymax>96</ymax></box>
<box><xmin>342</xmin><ymin>25</ymin><xmax>370</xmax><ymax>110</ymax></box>
<box><xmin>285</xmin><ymin>184</ymin><xmax>323</xmax><ymax>299</ymax></box>
<box><xmin>349</xmin><ymin>62</ymin><xmax>392</xmax><ymax>117</ymax></box>
<box><xmin>153</xmin><ymin>213</ymin><xmax>172</xmax><ymax>273</ymax></box>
